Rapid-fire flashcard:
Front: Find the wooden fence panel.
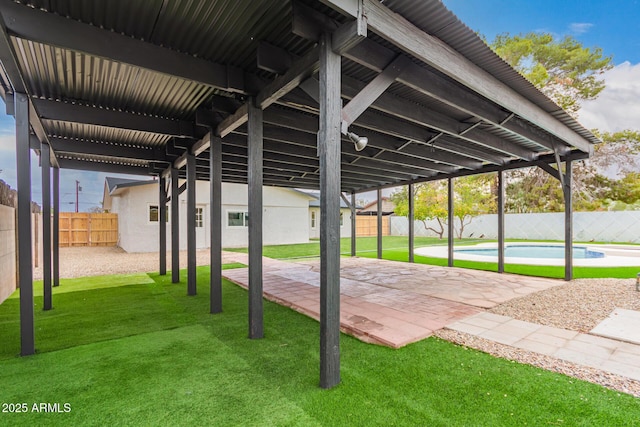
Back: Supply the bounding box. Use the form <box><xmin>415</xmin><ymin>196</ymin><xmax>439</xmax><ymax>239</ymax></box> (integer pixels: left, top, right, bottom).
<box><xmin>355</xmin><ymin>215</ymin><xmax>390</xmax><ymax>237</ymax></box>
<box><xmin>58</xmin><ymin>213</ymin><xmax>118</xmax><ymax>247</ymax></box>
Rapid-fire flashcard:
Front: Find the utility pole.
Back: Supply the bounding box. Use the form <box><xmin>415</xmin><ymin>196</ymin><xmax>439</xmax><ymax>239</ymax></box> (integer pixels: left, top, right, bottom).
<box><xmin>75</xmin><ymin>180</ymin><xmax>81</xmax><ymax>213</ymax></box>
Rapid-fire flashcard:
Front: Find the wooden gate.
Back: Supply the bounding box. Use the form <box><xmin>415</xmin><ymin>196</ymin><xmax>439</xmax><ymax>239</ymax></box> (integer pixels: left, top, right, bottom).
<box><xmin>355</xmin><ymin>215</ymin><xmax>390</xmax><ymax>237</ymax></box>
<box><xmin>59</xmin><ymin>213</ymin><xmax>118</xmax><ymax>247</ymax></box>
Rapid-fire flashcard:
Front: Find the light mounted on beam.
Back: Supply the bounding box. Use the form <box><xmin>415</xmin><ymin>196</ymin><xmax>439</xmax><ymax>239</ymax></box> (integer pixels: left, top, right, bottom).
<box><xmin>347</xmin><ymin>131</ymin><xmax>368</xmax><ymax>152</ymax></box>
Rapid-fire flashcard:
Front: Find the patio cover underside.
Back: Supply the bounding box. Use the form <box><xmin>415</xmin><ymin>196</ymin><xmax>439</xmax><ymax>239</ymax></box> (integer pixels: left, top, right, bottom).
<box><xmin>0</xmin><ymin>0</ymin><xmax>598</xmax><ymax>388</ymax></box>
<box><xmin>0</xmin><ymin>0</ymin><xmax>597</xmax><ymax>190</ymax></box>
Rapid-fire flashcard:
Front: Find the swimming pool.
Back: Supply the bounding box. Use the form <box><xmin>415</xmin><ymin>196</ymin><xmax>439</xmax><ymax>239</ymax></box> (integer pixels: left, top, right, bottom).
<box><xmin>414</xmin><ymin>243</ymin><xmax>640</xmax><ymax>266</ymax></box>
<box><xmin>455</xmin><ymin>245</ymin><xmax>605</xmax><ymax>259</ymax></box>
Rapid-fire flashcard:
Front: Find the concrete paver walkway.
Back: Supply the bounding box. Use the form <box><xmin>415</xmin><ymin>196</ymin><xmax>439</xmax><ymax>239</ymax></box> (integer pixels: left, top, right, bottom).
<box><xmin>448</xmin><ymin>312</ymin><xmax>640</xmax><ymax>381</ymax></box>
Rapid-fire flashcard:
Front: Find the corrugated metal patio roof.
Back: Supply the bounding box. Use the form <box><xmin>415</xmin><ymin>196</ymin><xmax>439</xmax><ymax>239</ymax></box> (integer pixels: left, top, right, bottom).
<box><xmin>0</xmin><ymin>0</ymin><xmax>599</xmax><ymax>192</ymax></box>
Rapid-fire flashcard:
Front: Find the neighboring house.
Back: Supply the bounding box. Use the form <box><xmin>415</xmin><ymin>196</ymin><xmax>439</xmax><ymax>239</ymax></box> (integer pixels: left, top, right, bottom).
<box><xmin>103</xmin><ymin>177</ymin><xmax>316</xmax><ymax>252</ymax></box>
<box><xmin>102</xmin><ymin>177</ymin><xmax>354</xmax><ymax>252</ymax></box>
<box><xmin>299</xmin><ymin>190</ymin><xmax>355</xmax><ymax>240</ymax></box>
<box><xmin>357</xmin><ymin>197</ymin><xmax>396</xmax><ymax>216</ymax></box>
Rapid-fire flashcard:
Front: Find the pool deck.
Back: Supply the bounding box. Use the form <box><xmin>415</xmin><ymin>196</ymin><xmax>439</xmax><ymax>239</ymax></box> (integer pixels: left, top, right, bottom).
<box><xmin>415</xmin><ymin>242</ymin><xmax>640</xmax><ymax>266</ymax></box>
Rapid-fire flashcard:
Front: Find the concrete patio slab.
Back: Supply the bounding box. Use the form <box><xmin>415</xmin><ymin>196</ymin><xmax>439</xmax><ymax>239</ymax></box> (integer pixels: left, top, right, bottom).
<box><xmin>591</xmin><ymin>308</ymin><xmax>640</xmax><ymax>345</ymax></box>
<box><xmin>221</xmin><ymin>256</ymin><xmax>562</xmax><ymax>349</ymax></box>
<box><xmin>300</xmin><ymin>257</ymin><xmax>562</xmax><ymax>308</ymax></box>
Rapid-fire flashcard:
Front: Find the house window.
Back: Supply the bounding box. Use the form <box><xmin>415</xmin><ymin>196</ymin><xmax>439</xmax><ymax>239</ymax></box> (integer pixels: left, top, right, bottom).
<box><xmin>149</xmin><ymin>205</ymin><xmax>169</xmax><ymax>223</ymax></box>
<box><xmin>195</xmin><ymin>207</ymin><xmax>204</xmax><ymax>228</ymax></box>
<box><xmin>228</xmin><ymin>211</ymin><xmax>249</xmax><ymax>227</ymax></box>
<box><xmin>311</xmin><ymin>211</ymin><xmax>317</xmax><ymax>229</ymax></box>
<box><xmin>340</xmin><ymin>211</ymin><xmax>344</xmax><ymax>227</ymax></box>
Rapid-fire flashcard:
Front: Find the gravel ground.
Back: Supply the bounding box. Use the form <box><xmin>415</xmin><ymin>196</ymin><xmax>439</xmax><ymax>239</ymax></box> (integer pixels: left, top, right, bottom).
<box><xmin>33</xmin><ymin>246</ymin><xmax>245</xmax><ymax>280</ymax></box>
<box><xmin>489</xmin><ymin>278</ymin><xmax>640</xmax><ymax>333</ymax></box>
<box><xmin>33</xmin><ymin>248</ymin><xmax>640</xmax><ymax>397</ymax></box>
<box><xmin>438</xmin><ymin>278</ymin><xmax>640</xmax><ymax>397</ymax></box>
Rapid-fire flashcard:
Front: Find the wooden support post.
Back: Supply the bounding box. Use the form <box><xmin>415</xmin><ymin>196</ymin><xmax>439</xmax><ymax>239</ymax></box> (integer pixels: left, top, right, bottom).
<box><xmin>447</xmin><ymin>178</ymin><xmax>454</xmax><ymax>267</ymax></box>
<box><xmin>248</xmin><ymin>100</ymin><xmax>264</xmax><ymax>339</ymax></box>
<box><xmin>52</xmin><ymin>167</ymin><xmax>59</xmax><ymax>287</ymax></box>
<box><xmin>377</xmin><ymin>188</ymin><xmax>383</xmax><ymax>259</ymax></box>
<box><xmin>186</xmin><ymin>152</ymin><xmax>197</xmax><ymax>295</ymax></box>
<box><xmin>171</xmin><ymin>167</ymin><xmax>180</xmax><ymax>283</ymax></box>
<box><xmin>41</xmin><ymin>142</ymin><xmax>52</xmax><ymax>310</ymax></box>
<box><xmin>210</xmin><ymin>136</ymin><xmax>223</xmax><ymax>314</ymax></box>
<box><xmin>319</xmin><ymin>32</ymin><xmax>341</xmax><ymax>389</ymax></box>
<box><xmin>159</xmin><ymin>175</ymin><xmax>167</xmax><ymax>275</ymax></box>
<box><xmin>350</xmin><ymin>191</ymin><xmax>356</xmax><ymax>256</ymax></box>
<box><xmin>16</xmin><ymin>93</ymin><xmax>34</xmax><ymax>355</ymax></box>
<box><xmin>408</xmin><ymin>183</ymin><xmax>414</xmax><ymax>263</ymax></box>
<box><xmin>497</xmin><ymin>171</ymin><xmax>505</xmax><ymax>273</ymax></box>
<box><xmin>564</xmin><ymin>160</ymin><xmax>573</xmax><ymax>281</ymax></box>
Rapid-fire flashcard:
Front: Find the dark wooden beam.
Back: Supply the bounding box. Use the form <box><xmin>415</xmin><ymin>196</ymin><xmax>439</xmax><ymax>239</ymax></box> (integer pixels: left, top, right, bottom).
<box><xmin>15</xmin><ymin>93</ymin><xmax>34</xmax><ymax>356</ymax></box>
<box><xmin>318</xmin><ymin>32</ymin><xmax>341</xmax><ymax>389</ymax></box>
<box><xmin>257</xmin><ymin>42</ymin><xmax>293</xmax><ymax>74</ymax></box>
<box><xmin>159</xmin><ymin>176</ymin><xmax>167</xmax><ymax>276</ymax></box>
<box><xmin>351</xmin><ymin>0</ymin><xmax>593</xmax><ymax>153</ymax></box>
<box><xmin>294</xmin><ymin>2</ymin><xmax>589</xmax><ymax>154</ymax></box>
<box><xmin>186</xmin><ymin>153</ymin><xmax>197</xmax><ymax>296</ymax></box>
<box><xmin>564</xmin><ymin>160</ymin><xmax>573</xmax><ymax>281</ymax></box>
<box><xmin>48</xmin><ymin>136</ymin><xmax>168</xmax><ymax>162</ymax></box>
<box><xmin>171</xmin><ymin>167</ymin><xmax>180</xmax><ymax>283</ymax></box>
<box><xmin>377</xmin><ymin>188</ymin><xmax>382</xmax><ymax>259</ymax></box>
<box><xmin>497</xmin><ymin>171</ymin><xmax>505</xmax><ymax>273</ymax></box>
<box><xmin>210</xmin><ymin>136</ymin><xmax>223</xmax><ymax>314</ymax></box>
<box><xmin>341</xmin><ymin>55</ymin><xmax>410</xmax><ymax>131</ymax></box>
<box><xmin>41</xmin><ymin>142</ymin><xmax>52</xmax><ymax>311</ymax></box>
<box><xmin>0</xmin><ymin>6</ymin><xmax>57</xmax><ymax>167</ymax></box>
<box><xmin>350</xmin><ymin>191</ymin><xmax>356</xmax><ymax>256</ymax></box>
<box><xmin>408</xmin><ymin>183</ymin><xmax>414</xmax><ymax>263</ymax></box>
<box><xmin>247</xmin><ymin>100</ymin><xmax>264</xmax><ymax>339</ymax></box>
<box><xmin>448</xmin><ymin>177</ymin><xmax>454</xmax><ymax>267</ymax></box>
<box><xmin>57</xmin><ymin>158</ymin><xmax>151</xmax><ymax>175</ymax></box>
<box><xmin>32</xmin><ymin>98</ymin><xmax>196</xmax><ymax>138</ymax></box>
<box><xmin>52</xmin><ymin>167</ymin><xmax>60</xmax><ymax>287</ymax></box>
<box><xmin>0</xmin><ymin>1</ymin><xmax>243</xmax><ymax>92</ymax></box>
<box><xmin>340</xmin><ymin>76</ymin><xmax>531</xmax><ymax>161</ymax></box>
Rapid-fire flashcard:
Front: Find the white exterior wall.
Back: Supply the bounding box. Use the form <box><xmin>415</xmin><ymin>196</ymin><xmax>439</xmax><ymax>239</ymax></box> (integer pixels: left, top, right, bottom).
<box><xmin>110</xmin><ymin>182</ymin><xmax>313</xmax><ymax>252</ymax></box>
<box><xmin>308</xmin><ymin>207</ymin><xmax>353</xmax><ymax>240</ymax></box>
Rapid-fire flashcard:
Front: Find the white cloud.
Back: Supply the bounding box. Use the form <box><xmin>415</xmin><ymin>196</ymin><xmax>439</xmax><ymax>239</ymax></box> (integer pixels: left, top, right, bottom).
<box><xmin>578</xmin><ymin>62</ymin><xmax>640</xmax><ymax>132</ymax></box>
<box><xmin>568</xmin><ymin>22</ymin><xmax>593</xmax><ymax>35</ymax></box>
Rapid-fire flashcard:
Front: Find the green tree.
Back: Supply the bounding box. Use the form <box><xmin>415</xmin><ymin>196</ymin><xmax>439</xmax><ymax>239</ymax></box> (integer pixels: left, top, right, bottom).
<box><xmin>452</xmin><ymin>175</ymin><xmax>496</xmax><ymax>238</ymax></box>
<box><xmin>392</xmin><ymin>175</ymin><xmax>496</xmax><ymax>239</ymax></box>
<box><xmin>392</xmin><ymin>181</ymin><xmax>448</xmax><ymax>239</ymax></box>
<box><xmin>491</xmin><ymin>32</ymin><xmax>613</xmax><ymax>115</ymax></box>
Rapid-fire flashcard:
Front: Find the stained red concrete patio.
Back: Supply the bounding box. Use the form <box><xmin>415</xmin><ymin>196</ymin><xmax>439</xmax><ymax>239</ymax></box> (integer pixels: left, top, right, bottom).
<box><xmin>222</xmin><ymin>255</ymin><xmax>562</xmax><ymax>348</ymax></box>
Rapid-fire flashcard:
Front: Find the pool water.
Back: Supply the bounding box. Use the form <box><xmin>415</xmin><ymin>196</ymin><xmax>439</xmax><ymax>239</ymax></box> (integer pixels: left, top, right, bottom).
<box><xmin>455</xmin><ymin>245</ymin><xmax>605</xmax><ymax>259</ymax></box>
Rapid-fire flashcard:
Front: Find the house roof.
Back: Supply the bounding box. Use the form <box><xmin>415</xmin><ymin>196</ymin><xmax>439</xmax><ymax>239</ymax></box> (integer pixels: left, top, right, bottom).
<box><xmin>358</xmin><ymin>197</ymin><xmax>396</xmax><ymax>213</ymax></box>
<box><xmin>297</xmin><ymin>189</ymin><xmax>360</xmax><ymax>209</ymax></box>
<box><xmin>105</xmin><ymin>177</ymin><xmax>157</xmax><ymax>194</ymax></box>
<box><xmin>0</xmin><ymin>0</ymin><xmax>598</xmax><ymax>194</ymax></box>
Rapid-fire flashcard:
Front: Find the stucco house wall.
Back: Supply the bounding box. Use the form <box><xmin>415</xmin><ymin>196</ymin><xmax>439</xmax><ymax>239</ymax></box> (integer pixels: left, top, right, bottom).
<box><xmin>308</xmin><ymin>207</ymin><xmax>353</xmax><ymax>240</ymax></box>
<box><xmin>105</xmin><ymin>180</ymin><xmax>316</xmax><ymax>252</ymax></box>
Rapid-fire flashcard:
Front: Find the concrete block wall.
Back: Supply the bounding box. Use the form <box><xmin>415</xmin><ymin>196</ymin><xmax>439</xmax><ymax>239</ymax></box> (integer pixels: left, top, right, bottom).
<box><xmin>0</xmin><ymin>205</ymin><xmax>16</xmax><ymax>304</ymax></box>
<box><xmin>390</xmin><ymin>211</ymin><xmax>640</xmax><ymax>243</ymax></box>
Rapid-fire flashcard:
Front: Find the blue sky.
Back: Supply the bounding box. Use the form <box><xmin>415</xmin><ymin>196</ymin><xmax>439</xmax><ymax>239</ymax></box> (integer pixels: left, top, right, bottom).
<box><xmin>1</xmin><ymin>1</ymin><xmax>639</xmax><ymax>207</ymax></box>
<box><xmin>443</xmin><ymin>0</ymin><xmax>640</xmax><ymax>65</ymax></box>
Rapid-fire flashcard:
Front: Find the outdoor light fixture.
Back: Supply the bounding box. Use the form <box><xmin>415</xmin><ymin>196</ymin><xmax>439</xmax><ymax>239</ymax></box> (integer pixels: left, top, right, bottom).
<box><xmin>347</xmin><ymin>131</ymin><xmax>368</xmax><ymax>152</ymax></box>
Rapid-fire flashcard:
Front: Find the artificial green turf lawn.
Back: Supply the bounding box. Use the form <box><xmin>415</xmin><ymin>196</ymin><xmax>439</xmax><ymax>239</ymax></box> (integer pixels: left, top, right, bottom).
<box><xmin>1</xmin><ymin>267</ymin><xmax>639</xmax><ymax>425</ymax></box>
<box><xmin>227</xmin><ymin>237</ymin><xmax>640</xmax><ymax>279</ymax></box>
